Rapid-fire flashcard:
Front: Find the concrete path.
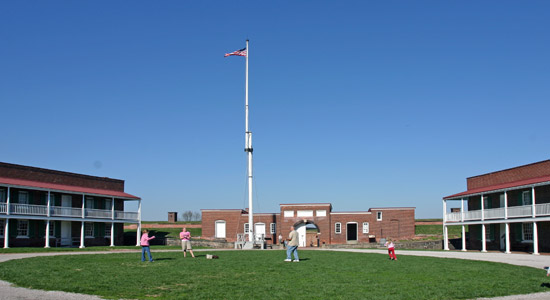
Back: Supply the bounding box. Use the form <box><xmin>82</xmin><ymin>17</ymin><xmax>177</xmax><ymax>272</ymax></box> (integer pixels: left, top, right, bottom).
<box><xmin>0</xmin><ymin>249</ymin><xmax>549</xmax><ymax>299</ymax></box>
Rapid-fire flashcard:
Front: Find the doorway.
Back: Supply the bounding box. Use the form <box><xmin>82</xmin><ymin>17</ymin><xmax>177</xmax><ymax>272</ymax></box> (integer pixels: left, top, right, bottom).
<box><xmin>61</xmin><ymin>195</ymin><xmax>72</xmax><ymax>246</ymax></box>
<box><xmin>254</xmin><ymin>223</ymin><xmax>266</xmax><ymax>242</ymax></box>
<box><xmin>347</xmin><ymin>223</ymin><xmax>358</xmax><ymax>241</ymax></box>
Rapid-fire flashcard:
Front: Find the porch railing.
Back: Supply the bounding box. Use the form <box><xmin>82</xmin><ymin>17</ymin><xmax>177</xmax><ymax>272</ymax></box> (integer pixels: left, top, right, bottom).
<box><xmin>445</xmin><ymin>203</ymin><xmax>550</xmax><ymax>223</ymax></box>
<box><xmin>0</xmin><ymin>203</ymin><xmax>138</xmax><ymax>221</ymax></box>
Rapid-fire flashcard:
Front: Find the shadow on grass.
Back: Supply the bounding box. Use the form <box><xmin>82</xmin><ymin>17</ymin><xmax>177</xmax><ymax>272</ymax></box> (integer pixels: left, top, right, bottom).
<box><xmin>154</xmin><ymin>258</ymin><xmax>175</xmax><ymax>261</ymax></box>
<box><xmin>540</xmin><ymin>283</ymin><xmax>550</xmax><ymax>288</ymax></box>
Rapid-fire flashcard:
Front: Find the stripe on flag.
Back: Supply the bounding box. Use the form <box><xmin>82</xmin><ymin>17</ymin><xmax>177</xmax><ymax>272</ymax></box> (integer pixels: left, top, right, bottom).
<box><xmin>224</xmin><ymin>48</ymin><xmax>247</xmax><ymax>57</ymax></box>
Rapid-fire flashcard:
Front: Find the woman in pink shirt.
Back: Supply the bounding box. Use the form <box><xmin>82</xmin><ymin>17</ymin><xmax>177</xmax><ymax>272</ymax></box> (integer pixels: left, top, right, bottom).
<box><xmin>140</xmin><ymin>229</ymin><xmax>156</xmax><ymax>262</ymax></box>
<box><xmin>384</xmin><ymin>239</ymin><xmax>397</xmax><ymax>261</ymax></box>
<box><xmin>179</xmin><ymin>227</ymin><xmax>195</xmax><ymax>258</ymax></box>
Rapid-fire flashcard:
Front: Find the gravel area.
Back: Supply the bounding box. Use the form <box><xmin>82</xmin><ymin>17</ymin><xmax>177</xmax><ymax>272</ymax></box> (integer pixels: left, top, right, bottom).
<box><xmin>0</xmin><ymin>249</ymin><xmax>549</xmax><ymax>299</ymax></box>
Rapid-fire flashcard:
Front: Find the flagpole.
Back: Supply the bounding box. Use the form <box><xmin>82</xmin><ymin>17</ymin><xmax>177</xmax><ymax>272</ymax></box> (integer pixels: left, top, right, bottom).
<box><xmin>244</xmin><ymin>39</ymin><xmax>254</xmax><ymax>243</ymax></box>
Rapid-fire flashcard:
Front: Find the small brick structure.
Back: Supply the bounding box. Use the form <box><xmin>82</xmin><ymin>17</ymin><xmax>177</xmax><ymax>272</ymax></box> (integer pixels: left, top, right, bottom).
<box><xmin>168</xmin><ymin>212</ymin><xmax>178</xmax><ymax>223</ymax></box>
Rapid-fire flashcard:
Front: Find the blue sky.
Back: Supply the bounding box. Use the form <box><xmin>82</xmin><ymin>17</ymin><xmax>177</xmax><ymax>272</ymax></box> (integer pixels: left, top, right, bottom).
<box><xmin>1</xmin><ymin>1</ymin><xmax>549</xmax><ymax>220</ymax></box>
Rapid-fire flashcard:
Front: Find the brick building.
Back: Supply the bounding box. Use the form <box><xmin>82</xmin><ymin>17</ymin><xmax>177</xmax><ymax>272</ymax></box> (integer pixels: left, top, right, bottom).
<box><xmin>202</xmin><ymin>203</ymin><xmax>415</xmax><ymax>246</ymax></box>
<box><xmin>0</xmin><ymin>162</ymin><xmax>141</xmax><ymax>248</ymax></box>
<box><xmin>443</xmin><ymin>160</ymin><xmax>550</xmax><ymax>254</ymax></box>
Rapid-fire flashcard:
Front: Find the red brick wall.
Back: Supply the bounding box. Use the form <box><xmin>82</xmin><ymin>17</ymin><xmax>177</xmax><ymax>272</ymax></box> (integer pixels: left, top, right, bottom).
<box><xmin>0</xmin><ymin>162</ymin><xmax>125</xmax><ymax>192</ymax></box>
<box><xmin>467</xmin><ymin>160</ymin><xmax>550</xmax><ymax>190</ymax></box>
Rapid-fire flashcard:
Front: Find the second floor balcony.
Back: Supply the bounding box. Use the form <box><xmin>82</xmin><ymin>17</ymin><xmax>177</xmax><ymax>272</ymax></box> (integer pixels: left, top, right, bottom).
<box><xmin>445</xmin><ymin>203</ymin><xmax>550</xmax><ymax>223</ymax></box>
<box><xmin>0</xmin><ymin>203</ymin><xmax>139</xmax><ymax>222</ymax></box>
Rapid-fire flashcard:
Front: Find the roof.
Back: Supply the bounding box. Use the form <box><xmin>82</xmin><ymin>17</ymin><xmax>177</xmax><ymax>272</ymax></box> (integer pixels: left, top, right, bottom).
<box><xmin>444</xmin><ymin>175</ymin><xmax>550</xmax><ymax>200</ymax></box>
<box><xmin>0</xmin><ymin>176</ymin><xmax>140</xmax><ymax>200</ymax></box>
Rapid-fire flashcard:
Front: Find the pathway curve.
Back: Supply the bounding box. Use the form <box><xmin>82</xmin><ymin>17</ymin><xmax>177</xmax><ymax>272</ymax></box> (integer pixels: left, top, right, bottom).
<box><xmin>0</xmin><ymin>249</ymin><xmax>549</xmax><ymax>300</ymax></box>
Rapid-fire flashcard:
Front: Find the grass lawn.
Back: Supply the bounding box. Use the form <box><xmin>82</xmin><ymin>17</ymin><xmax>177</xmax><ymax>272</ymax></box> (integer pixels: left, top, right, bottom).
<box><xmin>0</xmin><ymin>250</ymin><xmax>547</xmax><ymax>299</ymax></box>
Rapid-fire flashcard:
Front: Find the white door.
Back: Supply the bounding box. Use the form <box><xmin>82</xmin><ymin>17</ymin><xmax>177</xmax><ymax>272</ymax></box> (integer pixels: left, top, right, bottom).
<box><xmin>215</xmin><ymin>221</ymin><xmax>226</xmax><ymax>238</ymax></box>
<box><xmin>254</xmin><ymin>223</ymin><xmax>266</xmax><ymax>242</ymax></box>
<box><xmin>296</xmin><ymin>225</ymin><xmax>306</xmax><ymax>247</ymax></box>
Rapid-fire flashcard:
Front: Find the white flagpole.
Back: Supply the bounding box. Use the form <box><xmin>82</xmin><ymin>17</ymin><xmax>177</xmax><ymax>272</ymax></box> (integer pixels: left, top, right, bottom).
<box><xmin>244</xmin><ymin>39</ymin><xmax>254</xmax><ymax>242</ymax></box>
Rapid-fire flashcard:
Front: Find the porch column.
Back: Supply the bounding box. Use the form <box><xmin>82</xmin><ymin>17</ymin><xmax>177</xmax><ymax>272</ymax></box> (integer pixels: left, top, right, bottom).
<box><xmin>110</xmin><ymin>197</ymin><xmax>115</xmax><ymax>247</ymax></box>
<box><xmin>505</xmin><ymin>223</ymin><xmax>511</xmax><ymax>254</ymax></box>
<box><xmin>461</xmin><ymin>198</ymin><xmax>465</xmax><ymax>222</ymax></box>
<box><xmin>443</xmin><ymin>199</ymin><xmax>449</xmax><ymax>250</ymax></box>
<box><xmin>532</xmin><ymin>187</ymin><xmax>536</xmax><ymax>218</ymax></box>
<box><xmin>504</xmin><ymin>191</ymin><xmax>508</xmax><ymax>219</ymax></box>
<box><xmin>79</xmin><ymin>221</ymin><xmax>85</xmax><ymax>248</ymax></box>
<box><xmin>533</xmin><ymin>221</ymin><xmax>539</xmax><ymax>255</ymax></box>
<box><xmin>481</xmin><ymin>194</ymin><xmax>485</xmax><ymax>221</ymax></box>
<box><xmin>461</xmin><ymin>225</ymin><xmax>466</xmax><ymax>251</ymax></box>
<box><xmin>4</xmin><ymin>187</ymin><xmax>10</xmax><ymax>248</ymax></box>
<box><xmin>481</xmin><ymin>224</ymin><xmax>487</xmax><ymax>252</ymax></box>
<box><xmin>45</xmin><ymin>190</ymin><xmax>51</xmax><ymax>248</ymax></box>
<box><xmin>136</xmin><ymin>199</ymin><xmax>142</xmax><ymax>246</ymax></box>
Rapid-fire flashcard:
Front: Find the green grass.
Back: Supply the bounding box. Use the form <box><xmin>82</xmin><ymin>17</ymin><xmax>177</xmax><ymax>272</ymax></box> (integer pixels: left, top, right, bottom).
<box><xmin>0</xmin><ymin>250</ymin><xmax>547</xmax><ymax>299</ymax></box>
<box><xmin>416</xmin><ymin>225</ymin><xmax>464</xmax><ymax>238</ymax></box>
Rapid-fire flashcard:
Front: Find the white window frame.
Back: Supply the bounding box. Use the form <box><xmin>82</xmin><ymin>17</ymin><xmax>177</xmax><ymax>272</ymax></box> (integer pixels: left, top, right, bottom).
<box><xmin>85</xmin><ymin>222</ymin><xmax>94</xmax><ymax>238</ymax></box>
<box><xmin>297</xmin><ymin>210</ymin><xmax>313</xmax><ymax>217</ymax></box>
<box><xmin>377</xmin><ymin>211</ymin><xmax>383</xmax><ymax>221</ymax></box>
<box><xmin>270</xmin><ymin>223</ymin><xmax>276</xmax><ymax>234</ymax></box>
<box><xmin>335</xmin><ymin>222</ymin><xmax>342</xmax><ymax>234</ymax></box>
<box><xmin>283</xmin><ymin>211</ymin><xmax>294</xmax><ymax>218</ymax></box>
<box><xmin>215</xmin><ymin>220</ymin><xmax>226</xmax><ymax>238</ymax></box>
<box><xmin>105</xmin><ymin>223</ymin><xmax>111</xmax><ymax>238</ymax></box>
<box><xmin>19</xmin><ymin>191</ymin><xmax>29</xmax><ymax>204</ymax></box>
<box><xmin>522</xmin><ymin>223</ymin><xmax>533</xmax><ymax>242</ymax></box>
<box><xmin>244</xmin><ymin>223</ymin><xmax>250</xmax><ymax>234</ymax></box>
<box><xmin>17</xmin><ymin>220</ymin><xmax>29</xmax><ymax>238</ymax></box>
<box><xmin>49</xmin><ymin>221</ymin><xmax>55</xmax><ymax>237</ymax></box>
<box><xmin>0</xmin><ymin>219</ymin><xmax>4</xmax><ymax>237</ymax></box>
<box><xmin>362</xmin><ymin>222</ymin><xmax>369</xmax><ymax>234</ymax></box>
<box><xmin>316</xmin><ymin>210</ymin><xmax>326</xmax><ymax>217</ymax></box>
<box><xmin>522</xmin><ymin>191</ymin><xmax>532</xmax><ymax>206</ymax></box>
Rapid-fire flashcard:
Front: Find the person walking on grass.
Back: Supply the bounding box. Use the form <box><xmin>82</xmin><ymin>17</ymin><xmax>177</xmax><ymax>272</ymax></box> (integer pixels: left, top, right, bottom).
<box><xmin>285</xmin><ymin>226</ymin><xmax>299</xmax><ymax>262</ymax></box>
<box><xmin>140</xmin><ymin>229</ymin><xmax>156</xmax><ymax>262</ymax></box>
<box><xmin>180</xmin><ymin>227</ymin><xmax>195</xmax><ymax>258</ymax></box>
<box><xmin>384</xmin><ymin>239</ymin><xmax>397</xmax><ymax>261</ymax></box>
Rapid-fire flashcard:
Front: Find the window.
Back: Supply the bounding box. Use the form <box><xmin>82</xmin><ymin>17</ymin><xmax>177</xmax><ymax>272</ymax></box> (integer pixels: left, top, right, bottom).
<box><xmin>19</xmin><ymin>191</ymin><xmax>28</xmax><ymax>204</ymax></box>
<box><xmin>362</xmin><ymin>222</ymin><xmax>369</xmax><ymax>234</ymax></box>
<box><xmin>316</xmin><ymin>210</ymin><xmax>326</xmax><ymax>217</ymax></box>
<box><xmin>270</xmin><ymin>223</ymin><xmax>276</xmax><ymax>234</ymax></box>
<box><xmin>85</xmin><ymin>222</ymin><xmax>94</xmax><ymax>237</ymax></box>
<box><xmin>482</xmin><ymin>195</ymin><xmax>491</xmax><ymax>209</ymax></box>
<box><xmin>86</xmin><ymin>197</ymin><xmax>94</xmax><ymax>209</ymax></box>
<box><xmin>522</xmin><ymin>223</ymin><xmax>533</xmax><ymax>242</ymax></box>
<box><xmin>105</xmin><ymin>223</ymin><xmax>111</xmax><ymax>237</ymax></box>
<box><xmin>49</xmin><ymin>221</ymin><xmax>55</xmax><ymax>237</ymax></box>
<box><xmin>377</xmin><ymin>212</ymin><xmax>383</xmax><ymax>221</ymax></box>
<box><xmin>485</xmin><ymin>224</ymin><xmax>492</xmax><ymax>241</ymax></box>
<box><xmin>17</xmin><ymin>220</ymin><xmax>29</xmax><ymax>237</ymax></box>
<box><xmin>105</xmin><ymin>199</ymin><xmax>112</xmax><ymax>210</ymax></box>
<box><xmin>0</xmin><ymin>189</ymin><xmax>6</xmax><ymax>203</ymax></box>
<box><xmin>522</xmin><ymin>191</ymin><xmax>532</xmax><ymax>206</ymax></box>
<box><xmin>335</xmin><ymin>222</ymin><xmax>341</xmax><ymax>234</ymax></box>
<box><xmin>283</xmin><ymin>211</ymin><xmax>294</xmax><ymax>218</ymax></box>
<box><xmin>297</xmin><ymin>210</ymin><xmax>313</xmax><ymax>217</ymax></box>
<box><xmin>244</xmin><ymin>223</ymin><xmax>249</xmax><ymax>234</ymax></box>
<box><xmin>0</xmin><ymin>219</ymin><xmax>4</xmax><ymax>237</ymax></box>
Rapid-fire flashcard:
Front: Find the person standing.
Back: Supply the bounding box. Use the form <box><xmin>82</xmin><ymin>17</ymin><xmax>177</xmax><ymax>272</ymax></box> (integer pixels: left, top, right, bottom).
<box><xmin>180</xmin><ymin>227</ymin><xmax>195</xmax><ymax>258</ymax></box>
<box><xmin>384</xmin><ymin>239</ymin><xmax>397</xmax><ymax>261</ymax></box>
<box><xmin>285</xmin><ymin>226</ymin><xmax>299</xmax><ymax>262</ymax></box>
<box><xmin>140</xmin><ymin>229</ymin><xmax>156</xmax><ymax>262</ymax></box>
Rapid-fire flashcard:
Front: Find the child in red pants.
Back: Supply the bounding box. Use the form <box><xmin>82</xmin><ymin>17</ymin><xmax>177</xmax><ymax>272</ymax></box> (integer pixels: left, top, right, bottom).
<box><xmin>384</xmin><ymin>240</ymin><xmax>397</xmax><ymax>260</ymax></box>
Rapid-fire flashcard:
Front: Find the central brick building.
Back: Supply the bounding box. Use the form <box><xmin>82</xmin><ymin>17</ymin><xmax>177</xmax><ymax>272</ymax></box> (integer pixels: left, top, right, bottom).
<box><xmin>202</xmin><ymin>203</ymin><xmax>415</xmax><ymax>246</ymax></box>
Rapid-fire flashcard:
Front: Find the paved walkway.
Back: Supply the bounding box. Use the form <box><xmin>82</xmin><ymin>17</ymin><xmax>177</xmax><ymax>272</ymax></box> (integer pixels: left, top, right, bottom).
<box><xmin>0</xmin><ymin>249</ymin><xmax>549</xmax><ymax>299</ymax></box>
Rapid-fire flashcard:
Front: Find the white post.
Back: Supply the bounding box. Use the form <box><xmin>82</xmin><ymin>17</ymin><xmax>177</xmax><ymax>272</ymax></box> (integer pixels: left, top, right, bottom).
<box><xmin>533</xmin><ymin>221</ymin><xmax>539</xmax><ymax>255</ymax></box>
<box><xmin>45</xmin><ymin>190</ymin><xmax>51</xmax><ymax>248</ymax></box>
<box><xmin>461</xmin><ymin>225</ymin><xmax>466</xmax><ymax>251</ymax></box>
<box><xmin>4</xmin><ymin>187</ymin><xmax>9</xmax><ymax>248</ymax></box>
<box><xmin>532</xmin><ymin>187</ymin><xmax>536</xmax><ymax>218</ymax></box>
<box><xmin>244</xmin><ymin>39</ymin><xmax>254</xmax><ymax>243</ymax></box>
<box><xmin>136</xmin><ymin>199</ymin><xmax>142</xmax><ymax>246</ymax></box>
<box><xmin>461</xmin><ymin>198</ymin><xmax>464</xmax><ymax>222</ymax></box>
<box><xmin>505</xmin><ymin>223</ymin><xmax>511</xmax><ymax>254</ymax></box>
<box><xmin>79</xmin><ymin>221</ymin><xmax>85</xmax><ymax>248</ymax></box>
<box><xmin>481</xmin><ymin>224</ymin><xmax>487</xmax><ymax>252</ymax></box>
<box><xmin>110</xmin><ymin>197</ymin><xmax>115</xmax><ymax>247</ymax></box>
<box><xmin>443</xmin><ymin>199</ymin><xmax>448</xmax><ymax>250</ymax></box>
<box><xmin>481</xmin><ymin>194</ymin><xmax>485</xmax><ymax>221</ymax></box>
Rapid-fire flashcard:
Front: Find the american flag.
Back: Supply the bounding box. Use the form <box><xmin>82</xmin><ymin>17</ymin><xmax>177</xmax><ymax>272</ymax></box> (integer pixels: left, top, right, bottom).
<box><xmin>224</xmin><ymin>47</ymin><xmax>247</xmax><ymax>57</ymax></box>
